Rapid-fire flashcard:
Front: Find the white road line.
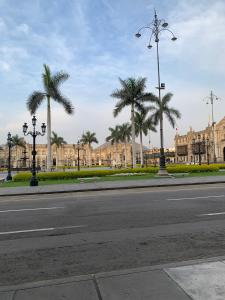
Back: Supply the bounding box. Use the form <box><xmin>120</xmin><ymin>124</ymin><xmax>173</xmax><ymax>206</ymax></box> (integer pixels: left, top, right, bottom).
<box><xmin>167</xmin><ymin>195</ymin><xmax>225</xmax><ymax>201</ymax></box>
<box><xmin>199</xmin><ymin>212</ymin><xmax>225</xmax><ymax>217</ymax></box>
<box><xmin>0</xmin><ymin>206</ymin><xmax>64</xmax><ymax>213</ymax></box>
<box><xmin>0</xmin><ymin>225</ymin><xmax>87</xmax><ymax>235</ymax></box>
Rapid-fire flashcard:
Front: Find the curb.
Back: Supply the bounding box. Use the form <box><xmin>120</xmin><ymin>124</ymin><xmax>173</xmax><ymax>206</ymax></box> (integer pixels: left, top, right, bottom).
<box><xmin>1</xmin><ymin>179</ymin><xmax>225</xmax><ymax>197</ymax></box>
<box><xmin>1</xmin><ymin>255</ymin><xmax>225</xmax><ymax>292</ymax></box>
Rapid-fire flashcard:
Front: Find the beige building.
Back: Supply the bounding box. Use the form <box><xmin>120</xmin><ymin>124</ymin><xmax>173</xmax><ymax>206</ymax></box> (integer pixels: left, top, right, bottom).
<box><xmin>175</xmin><ymin>116</ymin><xmax>225</xmax><ymax>164</ymax></box>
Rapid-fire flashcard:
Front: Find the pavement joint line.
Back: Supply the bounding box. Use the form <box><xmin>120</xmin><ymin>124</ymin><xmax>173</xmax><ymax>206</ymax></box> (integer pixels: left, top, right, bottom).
<box><xmin>0</xmin><ymin>224</ymin><xmax>87</xmax><ymax>235</ymax></box>
<box><xmin>167</xmin><ymin>195</ymin><xmax>225</xmax><ymax>201</ymax></box>
<box><xmin>1</xmin><ymin>180</ymin><xmax>225</xmax><ymax>197</ymax></box>
<box><xmin>0</xmin><ymin>206</ymin><xmax>64</xmax><ymax>213</ymax></box>
<box><xmin>163</xmin><ymin>269</ymin><xmax>193</xmax><ymax>300</ymax></box>
<box><xmin>92</xmin><ymin>275</ymin><xmax>103</xmax><ymax>300</ymax></box>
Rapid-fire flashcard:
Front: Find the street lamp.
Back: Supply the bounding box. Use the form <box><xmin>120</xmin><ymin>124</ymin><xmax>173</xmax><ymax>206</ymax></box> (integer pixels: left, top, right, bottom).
<box><xmin>23</xmin><ymin>116</ymin><xmax>46</xmax><ymax>186</ymax></box>
<box><xmin>203</xmin><ymin>91</ymin><xmax>221</xmax><ymax>163</ymax></box>
<box><xmin>6</xmin><ymin>132</ymin><xmax>13</xmax><ymax>181</ymax></box>
<box><xmin>135</xmin><ymin>10</ymin><xmax>177</xmax><ymax>176</ymax></box>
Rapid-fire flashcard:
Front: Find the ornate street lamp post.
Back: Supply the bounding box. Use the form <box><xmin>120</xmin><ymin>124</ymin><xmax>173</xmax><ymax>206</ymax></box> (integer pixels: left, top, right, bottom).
<box><xmin>23</xmin><ymin>116</ymin><xmax>46</xmax><ymax>186</ymax></box>
<box><xmin>6</xmin><ymin>132</ymin><xmax>13</xmax><ymax>181</ymax></box>
<box><xmin>135</xmin><ymin>10</ymin><xmax>177</xmax><ymax>176</ymax></box>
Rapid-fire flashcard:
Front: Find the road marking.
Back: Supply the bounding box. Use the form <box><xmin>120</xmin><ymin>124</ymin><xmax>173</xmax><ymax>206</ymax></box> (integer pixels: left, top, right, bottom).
<box><xmin>167</xmin><ymin>195</ymin><xmax>225</xmax><ymax>201</ymax></box>
<box><xmin>198</xmin><ymin>212</ymin><xmax>225</xmax><ymax>216</ymax></box>
<box><xmin>0</xmin><ymin>225</ymin><xmax>87</xmax><ymax>235</ymax></box>
<box><xmin>0</xmin><ymin>206</ymin><xmax>64</xmax><ymax>213</ymax></box>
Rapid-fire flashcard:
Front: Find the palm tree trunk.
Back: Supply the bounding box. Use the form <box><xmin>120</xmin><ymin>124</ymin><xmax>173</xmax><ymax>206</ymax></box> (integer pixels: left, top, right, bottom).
<box><xmin>140</xmin><ymin>131</ymin><xmax>143</xmax><ymax>167</ymax></box>
<box><xmin>124</xmin><ymin>140</ymin><xmax>127</xmax><ymax>168</ymax></box>
<box><xmin>88</xmin><ymin>144</ymin><xmax>91</xmax><ymax>167</ymax></box>
<box><xmin>47</xmin><ymin>96</ymin><xmax>52</xmax><ymax>171</ymax></box>
<box><xmin>131</xmin><ymin>103</ymin><xmax>136</xmax><ymax>168</ymax></box>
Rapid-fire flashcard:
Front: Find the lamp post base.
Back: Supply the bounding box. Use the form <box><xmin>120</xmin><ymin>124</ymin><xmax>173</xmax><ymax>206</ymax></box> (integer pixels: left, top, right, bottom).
<box><xmin>6</xmin><ymin>174</ymin><xmax>12</xmax><ymax>181</ymax></box>
<box><xmin>30</xmin><ymin>176</ymin><xmax>38</xmax><ymax>186</ymax></box>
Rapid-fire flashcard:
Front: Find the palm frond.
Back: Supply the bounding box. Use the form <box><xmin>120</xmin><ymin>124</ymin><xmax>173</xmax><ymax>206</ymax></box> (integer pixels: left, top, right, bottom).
<box><xmin>27</xmin><ymin>91</ymin><xmax>46</xmax><ymax>115</ymax></box>
<box><xmin>52</xmin><ymin>71</ymin><xmax>69</xmax><ymax>88</ymax></box>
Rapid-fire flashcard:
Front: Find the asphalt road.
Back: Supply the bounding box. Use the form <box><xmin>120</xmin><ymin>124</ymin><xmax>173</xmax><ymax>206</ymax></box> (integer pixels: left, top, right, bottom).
<box><xmin>1</xmin><ymin>183</ymin><xmax>225</xmax><ymax>286</ymax></box>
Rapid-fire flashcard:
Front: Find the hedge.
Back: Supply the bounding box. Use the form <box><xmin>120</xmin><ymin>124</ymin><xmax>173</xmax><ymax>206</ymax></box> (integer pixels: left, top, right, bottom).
<box><xmin>13</xmin><ymin>164</ymin><xmax>220</xmax><ymax>182</ymax></box>
<box><xmin>13</xmin><ymin>167</ymin><xmax>158</xmax><ymax>182</ymax></box>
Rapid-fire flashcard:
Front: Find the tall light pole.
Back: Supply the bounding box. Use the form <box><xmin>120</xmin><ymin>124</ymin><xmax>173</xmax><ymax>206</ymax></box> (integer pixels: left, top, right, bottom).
<box><xmin>6</xmin><ymin>132</ymin><xmax>13</xmax><ymax>181</ymax></box>
<box><xmin>23</xmin><ymin>116</ymin><xmax>46</xmax><ymax>186</ymax></box>
<box><xmin>204</xmin><ymin>91</ymin><xmax>221</xmax><ymax>163</ymax></box>
<box><xmin>135</xmin><ymin>10</ymin><xmax>177</xmax><ymax>176</ymax></box>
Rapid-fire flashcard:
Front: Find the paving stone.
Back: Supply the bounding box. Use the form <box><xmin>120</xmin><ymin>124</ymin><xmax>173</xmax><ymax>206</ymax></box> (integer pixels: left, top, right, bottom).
<box><xmin>0</xmin><ymin>291</ymin><xmax>14</xmax><ymax>300</ymax></box>
<box><xmin>14</xmin><ymin>280</ymin><xmax>99</xmax><ymax>300</ymax></box>
<box><xmin>97</xmin><ymin>270</ymin><xmax>191</xmax><ymax>300</ymax></box>
<box><xmin>166</xmin><ymin>261</ymin><xmax>225</xmax><ymax>300</ymax></box>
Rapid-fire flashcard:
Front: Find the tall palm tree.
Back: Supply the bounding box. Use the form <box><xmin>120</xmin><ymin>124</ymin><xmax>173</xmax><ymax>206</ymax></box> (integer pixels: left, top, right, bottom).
<box><xmin>149</xmin><ymin>92</ymin><xmax>181</xmax><ymax>171</ymax></box>
<box><xmin>11</xmin><ymin>135</ymin><xmax>25</xmax><ymax>167</ymax></box>
<box><xmin>111</xmin><ymin>77</ymin><xmax>155</xmax><ymax>168</ymax></box>
<box><xmin>80</xmin><ymin>131</ymin><xmax>98</xmax><ymax>167</ymax></box>
<box><xmin>135</xmin><ymin>110</ymin><xmax>157</xmax><ymax>167</ymax></box>
<box><xmin>106</xmin><ymin>125</ymin><xmax>121</xmax><ymax>167</ymax></box>
<box><xmin>27</xmin><ymin>64</ymin><xmax>74</xmax><ymax>171</ymax></box>
<box><xmin>118</xmin><ymin>123</ymin><xmax>131</xmax><ymax>168</ymax></box>
<box><xmin>51</xmin><ymin>131</ymin><xmax>67</xmax><ymax>167</ymax></box>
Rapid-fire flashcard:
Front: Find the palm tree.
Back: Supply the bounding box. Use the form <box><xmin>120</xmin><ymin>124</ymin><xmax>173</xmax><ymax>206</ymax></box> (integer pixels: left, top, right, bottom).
<box><xmin>11</xmin><ymin>135</ymin><xmax>25</xmax><ymax>167</ymax></box>
<box><xmin>106</xmin><ymin>126</ymin><xmax>121</xmax><ymax>167</ymax></box>
<box><xmin>118</xmin><ymin>123</ymin><xmax>131</xmax><ymax>168</ymax></box>
<box><xmin>80</xmin><ymin>131</ymin><xmax>98</xmax><ymax>167</ymax></box>
<box><xmin>149</xmin><ymin>92</ymin><xmax>181</xmax><ymax>172</ymax></box>
<box><xmin>111</xmin><ymin>77</ymin><xmax>155</xmax><ymax>168</ymax></box>
<box><xmin>135</xmin><ymin>110</ymin><xmax>156</xmax><ymax>167</ymax></box>
<box><xmin>27</xmin><ymin>64</ymin><xmax>74</xmax><ymax>171</ymax></box>
<box><xmin>51</xmin><ymin>131</ymin><xmax>67</xmax><ymax>167</ymax></box>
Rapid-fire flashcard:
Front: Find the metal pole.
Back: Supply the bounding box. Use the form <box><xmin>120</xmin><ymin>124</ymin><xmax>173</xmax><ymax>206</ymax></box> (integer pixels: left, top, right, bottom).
<box><xmin>30</xmin><ymin>129</ymin><xmax>38</xmax><ymax>186</ymax></box>
<box><xmin>210</xmin><ymin>91</ymin><xmax>216</xmax><ymax>163</ymax></box>
<box><xmin>77</xmin><ymin>145</ymin><xmax>80</xmax><ymax>171</ymax></box>
<box><xmin>6</xmin><ymin>139</ymin><xmax>12</xmax><ymax>181</ymax></box>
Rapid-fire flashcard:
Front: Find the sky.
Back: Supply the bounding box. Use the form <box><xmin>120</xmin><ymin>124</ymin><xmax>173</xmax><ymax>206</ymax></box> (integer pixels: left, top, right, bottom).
<box><xmin>0</xmin><ymin>0</ymin><xmax>225</xmax><ymax>148</ymax></box>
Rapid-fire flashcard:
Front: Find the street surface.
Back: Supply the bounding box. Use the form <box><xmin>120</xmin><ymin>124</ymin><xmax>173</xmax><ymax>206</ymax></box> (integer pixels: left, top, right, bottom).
<box><xmin>1</xmin><ymin>183</ymin><xmax>225</xmax><ymax>286</ymax></box>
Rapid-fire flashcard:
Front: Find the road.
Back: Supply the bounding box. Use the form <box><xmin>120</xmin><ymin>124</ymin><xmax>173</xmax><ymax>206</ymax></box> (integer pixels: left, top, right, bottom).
<box><xmin>1</xmin><ymin>183</ymin><xmax>225</xmax><ymax>286</ymax></box>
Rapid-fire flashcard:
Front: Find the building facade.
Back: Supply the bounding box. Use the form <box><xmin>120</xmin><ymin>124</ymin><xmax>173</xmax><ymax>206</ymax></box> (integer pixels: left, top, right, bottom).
<box><xmin>175</xmin><ymin>116</ymin><xmax>225</xmax><ymax>164</ymax></box>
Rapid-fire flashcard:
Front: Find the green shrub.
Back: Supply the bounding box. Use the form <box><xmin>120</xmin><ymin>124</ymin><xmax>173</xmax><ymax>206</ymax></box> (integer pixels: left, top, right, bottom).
<box><xmin>13</xmin><ymin>167</ymin><xmax>158</xmax><ymax>182</ymax></box>
<box><xmin>167</xmin><ymin>164</ymin><xmax>219</xmax><ymax>173</ymax></box>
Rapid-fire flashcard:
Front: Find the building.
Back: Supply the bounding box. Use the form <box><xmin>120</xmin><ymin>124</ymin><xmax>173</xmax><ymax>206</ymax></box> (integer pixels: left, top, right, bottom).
<box><xmin>175</xmin><ymin>116</ymin><xmax>225</xmax><ymax>164</ymax></box>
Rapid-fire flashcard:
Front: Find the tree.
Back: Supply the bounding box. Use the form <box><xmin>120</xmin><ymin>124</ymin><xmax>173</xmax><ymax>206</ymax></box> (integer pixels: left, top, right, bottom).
<box><xmin>149</xmin><ymin>92</ymin><xmax>181</xmax><ymax>169</ymax></box>
<box><xmin>11</xmin><ymin>135</ymin><xmax>25</xmax><ymax>167</ymax></box>
<box><xmin>80</xmin><ymin>131</ymin><xmax>98</xmax><ymax>167</ymax></box>
<box><xmin>135</xmin><ymin>110</ymin><xmax>156</xmax><ymax>167</ymax></box>
<box><xmin>111</xmin><ymin>77</ymin><xmax>155</xmax><ymax>168</ymax></box>
<box><xmin>51</xmin><ymin>131</ymin><xmax>67</xmax><ymax>167</ymax></box>
<box><xmin>106</xmin><ymin>126</ymin><xmax>121</xmax><ymax>167</ymax></box>
<box><xmin>118</xmin><ymin>123</ymin><xmax>131</xmax><ymax>168</ymax></box>
<box><xmin>27</xmin><ymin>64</ymin><xmax>74</xmax><ymax>171</ymax></box>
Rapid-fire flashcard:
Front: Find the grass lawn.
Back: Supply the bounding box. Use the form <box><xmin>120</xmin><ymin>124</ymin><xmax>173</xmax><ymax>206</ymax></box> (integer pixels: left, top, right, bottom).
<box><xmin>1</xmin><ymin>170</ymin><xmax>225</xmax><ymax>188</ymax></box>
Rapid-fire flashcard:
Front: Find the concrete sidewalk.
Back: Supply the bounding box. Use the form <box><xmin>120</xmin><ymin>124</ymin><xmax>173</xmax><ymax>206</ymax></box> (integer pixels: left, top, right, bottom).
<box><xmin>1</xmin><ymin>256</ymin><xmax>225</xmax><ymax>299</ymax></box>
<box><xmin>1</xmin><ymin>175</ymin><xmax>225</xmax><ymax>197</ymax></box>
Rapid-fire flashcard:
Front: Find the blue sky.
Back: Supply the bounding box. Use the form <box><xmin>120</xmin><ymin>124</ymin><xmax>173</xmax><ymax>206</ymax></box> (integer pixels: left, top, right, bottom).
<box><xmin>0</xmin><ymin>0</ymin><xmax>225</xmax><ymax>147</ymax></box>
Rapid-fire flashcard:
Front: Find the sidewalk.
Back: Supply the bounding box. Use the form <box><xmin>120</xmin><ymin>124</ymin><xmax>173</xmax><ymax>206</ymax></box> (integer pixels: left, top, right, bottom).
<box><xmin>1</xmin><ymin>256</ymin><xmax>225</xmax><ymax>299</ymax></box>
<box><xmin>1</xmin><ymin>175</ymin><xmax>225</xmax><ymax>197</ymax></box>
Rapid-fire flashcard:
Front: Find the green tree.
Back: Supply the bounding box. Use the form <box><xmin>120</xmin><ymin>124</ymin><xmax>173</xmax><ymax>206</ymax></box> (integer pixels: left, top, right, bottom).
<box><xmin>11</xmin><ymin>135</ymin><xmax>25</xmax><ymax>167</ymax></box>
<box><xmin>135</xmin><ymin>110</ymin><xmax>156</xmax><ymax>167</ymax></box>
<box><xmin>27</xmin><ymin>64</ymin><xmax>74</xmax><ymax>171</ymax></box>
<box><xmin>80</xmin><ymin>131</ymin><xmax>98</xmax><ymax>167</ymax></box>
<box><xmin>106</xmin><ymin>125</ymin><xmax>121</xmax><ymax>167</ymax></box>
<box><xmin>149</xmin><ymin>92</ymin><xmax>181</xmax><ymax>168</ymax></box>
<box><xmin>118</xmin><ymin>123</ymin><xmax>131</xmax><ymax>168</ymax></box>
<box><xmin>111</xmin><ymin>77</ymin><xmax>155</xmax><ymax>168</ymax></box>
<box><xmin>51</xmin><ymin>131</ymin><xmax>67</xmax><ymax>167</ymax></box>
